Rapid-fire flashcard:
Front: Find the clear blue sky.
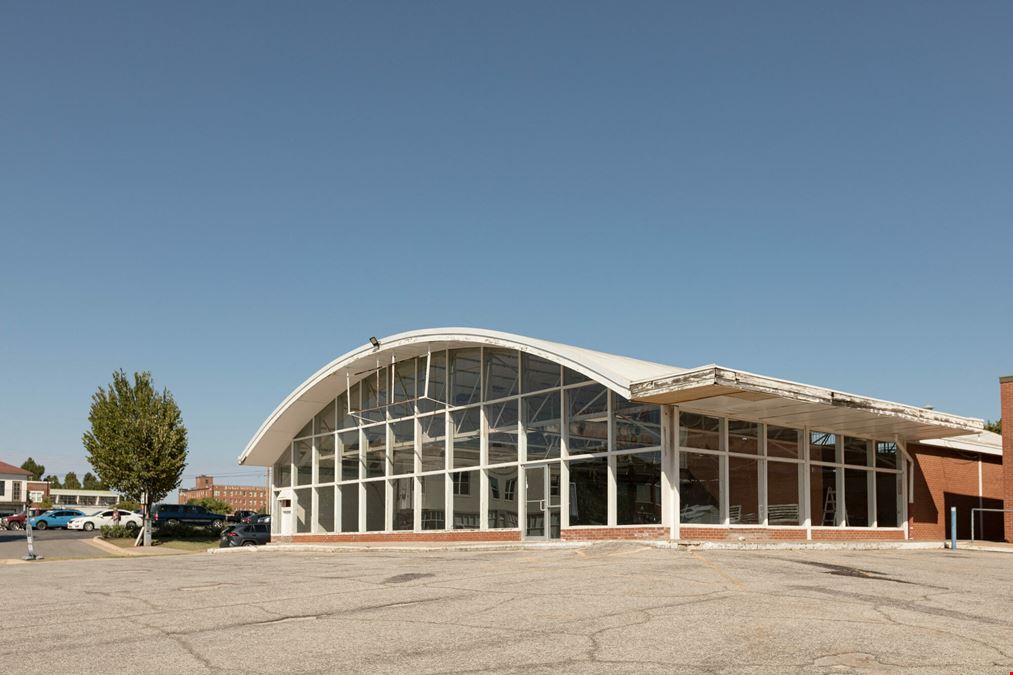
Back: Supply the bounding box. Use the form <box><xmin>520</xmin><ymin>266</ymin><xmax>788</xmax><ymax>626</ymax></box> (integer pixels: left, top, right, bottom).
<box><xmin>2</xmin><ymin>2</ymin><xmax>1011</xmax><ymax>483</ymax></box>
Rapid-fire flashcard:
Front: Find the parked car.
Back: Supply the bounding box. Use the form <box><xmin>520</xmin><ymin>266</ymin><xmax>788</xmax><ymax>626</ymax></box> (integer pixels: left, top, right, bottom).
<box><xmin>152</xmin><ymin>503</ymin><xmax>228</xmax><ymax>528</ymax></box>
<box><xmin>1</xmin><ymin>508</ymin><xmax>46</xmax><ymax>530</ymax></box>
<box><xmin>67</xmin><ymin>509</ymin><xmax>143</xmax><ymax>532</ymax></box>
<box><xmin>254</xmin><ymin>514</ymin><xmax>271</xmax><ymax>525</ymax></box>
<box><xmin>227</xmin><ymin>510</ymin><xmax>258</xmax><ymax>523</ymax></box>
<box><xmin>219</xmin><ymin>523</ymin><xmax>271</xmax><ymax>547</ymax></box>
<box><xmin>29</xmin><ymin>509</ymin><xmax>86</xmax><ymax>530</ymax></box>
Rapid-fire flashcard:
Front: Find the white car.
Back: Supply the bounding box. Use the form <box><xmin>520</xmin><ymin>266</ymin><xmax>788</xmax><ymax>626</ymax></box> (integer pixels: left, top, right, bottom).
<box><xmin>67</xmin><ymin>509</ymin><xmax>142</xmax><ymax>532</ymax></box>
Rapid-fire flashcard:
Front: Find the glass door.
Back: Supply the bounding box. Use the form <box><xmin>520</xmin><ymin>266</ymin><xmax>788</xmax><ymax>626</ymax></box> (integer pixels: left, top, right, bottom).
<box><xmin>524</xmin><ymin>464</ymin><xmax>561</xmax><ymax>539</ymax></box>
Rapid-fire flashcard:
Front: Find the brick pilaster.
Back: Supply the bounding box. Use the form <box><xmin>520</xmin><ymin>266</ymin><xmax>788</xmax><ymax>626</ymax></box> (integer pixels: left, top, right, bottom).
<box><xmin>1001</xmin><ymin>376</ymin><xmax>1013</xmax><ymax>543</ymax></box>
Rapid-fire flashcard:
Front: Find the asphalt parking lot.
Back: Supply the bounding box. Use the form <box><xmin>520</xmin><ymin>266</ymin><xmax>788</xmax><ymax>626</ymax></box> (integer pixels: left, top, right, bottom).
<box><xmin>0</xmin><ymin>528</ymin><xmax>110</xmax><ymax>560</ymax></box>
<box><xmin>1</xmin><ymin>544</ymin><xmax>1011</xmax><ymax>673</ymax></box>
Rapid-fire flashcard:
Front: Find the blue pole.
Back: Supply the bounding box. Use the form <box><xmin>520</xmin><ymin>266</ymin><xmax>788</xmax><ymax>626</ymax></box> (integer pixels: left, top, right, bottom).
<box><xmin>949</xmin><ymin>506</ymin><xmax>956</xmax><ymax>550</ymax></box>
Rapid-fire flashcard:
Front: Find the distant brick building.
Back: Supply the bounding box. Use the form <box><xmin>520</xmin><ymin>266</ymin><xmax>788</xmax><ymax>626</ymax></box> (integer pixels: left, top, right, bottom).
<box><xmin>179</xmin><ymin>475</ymin><xmax>267</xmax><ymax>513</ymax></box>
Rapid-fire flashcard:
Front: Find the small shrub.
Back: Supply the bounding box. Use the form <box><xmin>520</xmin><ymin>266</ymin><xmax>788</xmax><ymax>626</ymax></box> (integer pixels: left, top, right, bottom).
<box><xmin>99</xmin><ymin>524</ymin><xmax>137</xmax><ymax>539</ymax></box>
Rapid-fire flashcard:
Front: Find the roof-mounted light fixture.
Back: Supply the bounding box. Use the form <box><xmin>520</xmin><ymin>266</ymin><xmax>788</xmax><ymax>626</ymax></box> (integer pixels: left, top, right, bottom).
<box><xmin>369</xmin><ymin>336</ymin><xmax>380</xmax><ymax>349</ymax></box>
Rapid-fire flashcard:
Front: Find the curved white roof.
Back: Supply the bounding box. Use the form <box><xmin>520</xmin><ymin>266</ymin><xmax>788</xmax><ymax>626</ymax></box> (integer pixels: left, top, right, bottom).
<box><xmin>239</xmin><ymin>327</ymin><xmax>685</xmax><ymax>466</ymax></box>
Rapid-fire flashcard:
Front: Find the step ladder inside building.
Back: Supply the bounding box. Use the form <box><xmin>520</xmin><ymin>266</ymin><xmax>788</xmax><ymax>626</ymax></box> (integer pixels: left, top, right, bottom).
<box><xmin>822</xmin><ymin>486</ymin><xmax>837</xmax><ymax>526</ymax></box>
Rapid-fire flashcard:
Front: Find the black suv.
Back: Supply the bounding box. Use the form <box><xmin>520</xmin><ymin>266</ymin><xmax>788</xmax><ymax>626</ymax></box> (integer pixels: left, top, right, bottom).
<box><xmin>152</xmin><ymin>504</ymin><xmax>228</xmax><ymax>528</ymax></box>
<box><xmin>219</xmin><ymin>523</ymin><xmax>271</xmax><ymax>547</ymax></box>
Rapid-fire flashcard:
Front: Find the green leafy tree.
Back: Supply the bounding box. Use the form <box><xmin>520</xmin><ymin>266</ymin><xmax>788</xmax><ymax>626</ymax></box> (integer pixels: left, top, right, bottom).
<box><xmin>985</xmin><ymin>419</ymin><xmax>1001</xmax><ymax>434</ymax></box>
<box><xmin>83</xmin><ymin>370</ymin><xmax>188</xmax><ymax>546</ymax></box>
<box><xmin>20</xmin><ymin>457</ymin><xmax>45</xmax><ymax>481</ymax></box>
<box><xmin>116</xmin><ymin>498</ymin><xmax>142</xmax><ymax>511</ymax></box>
<box><xmin>82</xmin><ymin>472</ymin><xmax>103</xmax><ymax>490</ymax></box>
<box><xmin>188</xmin><ymin>497</ymin><xmax>234</xmax><ymax>515</ymax></box>
<box><xmin>62</xmin><ymin>471</ymin><xmax>82</xmax><ymax>490</ymax></box>
<box><xmin>43</xmin><ymin>474</ymin><xmax>61</xmax><ymax>489</ymax></box>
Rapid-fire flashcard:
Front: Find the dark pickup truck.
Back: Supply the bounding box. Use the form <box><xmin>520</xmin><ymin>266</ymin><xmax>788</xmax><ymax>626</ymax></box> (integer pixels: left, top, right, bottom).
<box><xmin>151</xmin><ymin>504</ymin><xmax>228</xmax><ymax>527</ymax></box>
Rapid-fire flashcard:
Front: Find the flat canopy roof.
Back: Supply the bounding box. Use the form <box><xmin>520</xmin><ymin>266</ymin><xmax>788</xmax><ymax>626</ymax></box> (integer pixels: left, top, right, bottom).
<box><xmin>630</xmin><ymin>366</ymin><xmax>983</xmax><ymax>442</ymax></box>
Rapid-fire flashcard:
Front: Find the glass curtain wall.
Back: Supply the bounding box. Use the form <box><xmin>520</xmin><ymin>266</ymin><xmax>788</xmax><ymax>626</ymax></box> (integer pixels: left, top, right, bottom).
<box><xmin>271</xmin><ymin>347</ymin><xmax>663</xmax><ymax>535</ymax></box>
<box><xmin>678</xmin><ymin>411</ymin><xmax>901</xmax><ymax>529</ymax></box>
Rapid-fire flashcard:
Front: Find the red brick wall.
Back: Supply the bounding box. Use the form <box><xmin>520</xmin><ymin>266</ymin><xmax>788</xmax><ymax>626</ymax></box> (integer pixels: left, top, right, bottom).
<box><xmin>1002</xmin><ymin>377</ymin><xmax>1013</xmax><ymax>542</ymax></box>
<box><xmin>908</xmin><ymin>442</ymin><xmax>1004</xmax><ymax>541</ymax></box>
<box><xmin>280</xmin><ymin>530</ymin><xmax>522</xmax><ymax>544</ymax></box>
<box><xmin>680</xmin><ymin>527</ymin><xmax>808</xmax><ymax>541</ymax></box>
<box><xmin>560</xmin><ymin>527</ymin><xmax>667</xmax><ymax>541</ymax></box>
<box><xmin>812</xmin><ymin>528</ymin><xmax>904</xmax><ymax>541</ymax></box>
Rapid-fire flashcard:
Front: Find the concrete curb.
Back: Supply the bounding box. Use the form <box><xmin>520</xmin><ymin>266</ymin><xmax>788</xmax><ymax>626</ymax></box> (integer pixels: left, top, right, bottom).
<box><xmin>88</xmin><ymin>536</ymin><xmax>187</xmax><ymax>557</ymax></box>
<box><xmin>206</xmin><ymin>539</ymin><xmax>955</xmax><ymax>555</ymax></box>
<box><xmin>208</xmin><ymin>541</ymin><xmax>594</xmax><ymax>555</ymax></box>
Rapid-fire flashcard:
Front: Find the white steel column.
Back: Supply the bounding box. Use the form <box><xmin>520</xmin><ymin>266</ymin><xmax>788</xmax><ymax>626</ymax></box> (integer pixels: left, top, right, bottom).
<box><xmin>662</xmin><ymin>406</ymin><xmax>679</xmax><ymax>540</ymax></box>
<box><xmin>803</xmin><ymin>426</ymin><xmax>812</xmax><ymax>540</ymax></box>
<box><xmin>607</xmin><ymin>391</ymin><xmax>616</xmax><ymax>527</ymax></box>
<box><xmin>479</xmin><ymin>404</ymin><xmax>490</xmax><ymax>530</ymax></box>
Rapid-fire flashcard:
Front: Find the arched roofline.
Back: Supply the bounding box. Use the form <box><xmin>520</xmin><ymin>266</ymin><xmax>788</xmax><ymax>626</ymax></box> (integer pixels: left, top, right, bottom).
<box><xmin>239</xmin><ymin>327</ymin><xmax>684</xmax><ymax>467</ymax></box>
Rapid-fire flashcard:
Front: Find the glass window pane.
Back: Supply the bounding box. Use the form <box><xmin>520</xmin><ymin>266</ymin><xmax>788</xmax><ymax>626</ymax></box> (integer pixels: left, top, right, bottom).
<box><xmin>524</xmin><ymin>391</ymin><xmax>561</xmax><ymax>461</ymax></box>
<box><xmin>767</xmin><ymin>426</ymin><xmax>800</xmax><ymax>459</ymax></box>
<box><xmin>767</xmin><ymin>461</ymin><xmax>800</xmax><ymax>525</ymax></box>
<box><xmin>393</xmin><ymin>359</ymin><xmax>416</xmax><ymax>403</ymax></box>
<box><xmin>844</xmin><ymin>437</ymin><xmax>870</xmax><ymax>467</ymax></box>
<box><xmin>614</xmin><ymin>397</ymin><xmax>661</xmax><ymax>451</ymax></box>
<box><xmin>364</xmin><ymin>425</ymin><xmax>386</xmax><ymax>479</ymax></box>
<box><xmin>344</xmin><ymin>384</ymin><xmax>360</xmax><ymax>426</ymax></box>
<box><xmin>487</xmin><ymin>400</ymin><xmax>519</xmax><ymax>464</ymax></box>
<box><xmin>294</xmin><ymin>439</ymin><xmax>312</xmax><ymax>486</ymax></box>
<box><xmin>810</xmin><ymin>465</ymin><xmax>839</xmax><ymax>526</ymax></box>
<box><xmin>680</xmin><ymin>413</ymin><xmax>721</xmax><ymax>451</ymax></box>
<box><xmin>567</xmin><ymin>384</ymin><xmax>608</xmax><ymax>455</ymax></box>
<box><xmin>680</xmin><ymin>452</ymin><xmax>721</xmax><ymax>524</ymax></box>
<box><xmin>875</xmin><ymin>441</ymin><xmax>898</xmax><ymax>469</ymax></box>
<box><xmin>844</xmin><ymin>469</ymin><xmax>870</xmax><ymax>527</ymax></box>
<box><xmin>421</xmin><ymin>474</ymin><xmax>446</xmax><ymax>530</ymax></box>
<box><xmin>452</xmin><ymin>407</ymin><xmax>481</xmax><ymax>469</ymax></box>
<box><xmin>728</xmin><ymin>457</ymin><xmax>759</xmax><ymax>524</ymax></box>
<box><xmin>339</xmin><ymin>430</ymin><xmax>360</xmax><ymax>482</ymax></box>
<box><xmin>452</xmin><ymin>470</ymin><xmax>480</xmax><ymax>529</ymax></box>
<box><xmin>377</xmin><ymin>366</ymin><xmax>389</xmax><ymax>409</ymax></box>
<box><xmin>340</xmin><ymin>484</ymin><xmax>358</xmax><ymax>532</ymax></box>
<box><xmin>314</xmin><ymin>400</ymin><xmax>336</xmax><ymax>435</ymax></box>
<box><xmin>274</xmin><ymin>446</ymin><xmax>291</xmax><ymax>489</ymax></box>
<box><xmin>295</xmin><ymin>487</ymin><xmax>312</xmax><ymax>533</ymax></box>
<box><xmin>418</xmin><ymin>350</ymin><xmax>447</xmax><ymax>412</ymax></box>
<box><xmin>484</xmin><ymin>348</ymin><xmax>519</xmax><ymax>401</ymax></box>
<box><xmin>875</xmin><ymin>472</ymin><xmax>898</xmax><ymax>527</ymax></box>
<box><xmin>420</xmin><ymin>413</ymin><xmax>446</xmax><ymax>472</ymax></box>
<box><xmin>392</xmin><ymin>478</ymin><xmax>413</xmax><ymax>530</ymax></box>
<box><xmin>810</xmin><ymin>432</ymin><xmax>837</xmax><ymax>463</ymax></box>
<box><xmin>336</xmin><ymin>392</ymin><xmax>355</xmax><ymax>430</ymax></box>
<box><xmin>569</xmin><ymin>456</ymin><xmax>609</xmax><ymax>526</ymax></box>
<box><xmin>297</xmin><ymin>419</ymin><xmax>313</xmax><ymax>439</ymax></box>
<box><xmin>616</xmin><ymin>451</ymin><xmax>661</xmax><ymax>525</ymax></box>
<box><xmin>728</xmin><ymin>420</ymin><xmax>759</xmax><ymax>455</ymax></box>
<box><xmin>488</xmin><ymin>466</ymin><xmax>519</xmax><ymax>529</ymax></box>
<box><xmin>317</xmin><ymin>486</ymin><xmax>335</xmax><ymax>532</ymax></box>
<box><xmin>450</xmin><ymin>348</ymin><xmax>481</xmax><ymax>407</ymax></box>
<box><xmin>316</xmin><ymin>434</ymin><xmax>336</xmax><ymax>484</ymax></box>
<box><xmin>361</xmin><ymin>372</ymin><xmax>378</xmax><ymax>411</ymax></box>
<box><xmin>563</xmin><ymin>367</ymin><xmax>590</xmax><ymax>385</ymax></box>
<box><xmin>390</xmin><ymin>420</ymin><xmax>414</xmax><ymax>476</ymax></box>
<box><xmin>522</xmin><ymin>353</ymin><xmax>560</xmax><ymax>392</ymax></box>
<box><xmin>364</xmin><ymin>481</ymin><xmax>385</xmax><ymax>531</ymax></box>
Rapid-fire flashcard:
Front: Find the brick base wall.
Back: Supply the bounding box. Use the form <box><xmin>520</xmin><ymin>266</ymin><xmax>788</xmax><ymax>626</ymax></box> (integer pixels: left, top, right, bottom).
<box><xmin>277</xmin><ymin>529</ymin><xmax>522</xmax><ymax>544</ymax></box>
<box><xmin>560</xmin><ymin>527</ymin><xmax>667</xmax><ymax>541</ymax></box>
<box><xmin>812</xmin><ymin>528</ymin><xmax>904</xmax><ymax>541</ymax></box>
<box><xmin>681</xmin><ymin>527</ymin><xmax>808</xmax><ymax>541</ymax></box>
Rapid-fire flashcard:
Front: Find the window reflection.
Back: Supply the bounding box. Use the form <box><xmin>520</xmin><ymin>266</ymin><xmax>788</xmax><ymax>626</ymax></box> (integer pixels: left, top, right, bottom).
<box><xmin>680</xmin><ymin>452</ymin><xmax>720</xmax><ymax>524</ymax></box>
<box><xmin>616</xmin><ymin>452</ymin><xmax>661</xmax><ymax>525</ymax></box>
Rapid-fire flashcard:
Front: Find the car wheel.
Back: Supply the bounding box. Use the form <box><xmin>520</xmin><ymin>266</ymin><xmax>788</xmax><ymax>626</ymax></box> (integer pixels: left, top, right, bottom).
<box><xmin>36</xmin><ymin>520</ymin><xmax>48</xmax><ymax>530</ymax></box>
<box><xmin>241</xmin><ymin>541</ymin><xmax>255</xmax><ymax>547</ymax></box>
<box><xmin>166</xmin><ymin>519</ymin><xmax>180</xmax><ymax>526</ymax></box>
<box><xmin>211</xmin><ymin>520</ymin><xmax>224</xmax><ymax>529</ymax></box>
<box><xmin>125</xmin><ymin>521</ymin><xmax>139</xmax><ymax>531</ymax></box>
<box><xmin>83</xmin><ymin>522</ymin><xmax>95</xmax><ymax>531</ymax></box>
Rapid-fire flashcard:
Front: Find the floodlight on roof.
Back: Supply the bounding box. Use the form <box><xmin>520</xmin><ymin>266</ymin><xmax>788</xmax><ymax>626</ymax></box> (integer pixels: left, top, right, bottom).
<box><xmin>369</xmin><ymin>336</ymin><xmax>380</xmax><ymax>349</ymax></box>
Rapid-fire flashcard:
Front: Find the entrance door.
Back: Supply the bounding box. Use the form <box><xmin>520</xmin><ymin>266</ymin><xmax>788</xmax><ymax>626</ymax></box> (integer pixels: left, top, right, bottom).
<box><xmin>524</xmin><ymin>464</ymin><xmax>561</xmax><ymax>539</ymax></box>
